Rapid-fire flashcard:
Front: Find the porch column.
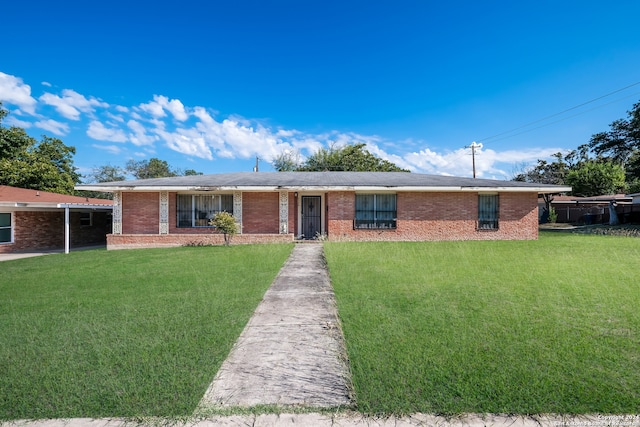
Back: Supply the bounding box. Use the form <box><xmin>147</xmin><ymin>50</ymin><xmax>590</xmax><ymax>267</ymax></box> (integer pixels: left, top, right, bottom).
<box><xmin>64</xmin><ymin>205</ymin><xmax>70</xmax><ymax>254</ymax></box>
<box><xmin>279</xmin><ymin>191</ymin><xmax>288</xmax><ymax>234</ymax></box>
<box><xmin>112</xmin><ymin>191</ymin><xmax>122</xmax><ymax>235</ymax></box>
<box><xmin>233</xmin><ymin>191</ymin><xmax>243</xmax><ymax>234</ymax></box>
<box><xmin>159</xmin><ymin>191</ymin><xmax>169</xmax><ymax>234</ymax></box>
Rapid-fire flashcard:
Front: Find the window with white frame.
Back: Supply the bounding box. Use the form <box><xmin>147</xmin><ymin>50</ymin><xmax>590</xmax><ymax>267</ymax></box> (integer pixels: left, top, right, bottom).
<box><xmin>177</xmin><ymin>194</ymin><xmax>233</xmax><ymax>227</ymax></box>
<box><xmin>478</xmin><ymin>194</ymin><xmax>499</xmax><ymax>230</ymax></box>
<box><xmin>354</xmin><ymin>194</ymin><xmax>397</xmax><ymax>229</ymax></box>
<box><xmin>0</xmin><ymin>213</ymin><xmax>12</xmax><ymax>243</ymax></box>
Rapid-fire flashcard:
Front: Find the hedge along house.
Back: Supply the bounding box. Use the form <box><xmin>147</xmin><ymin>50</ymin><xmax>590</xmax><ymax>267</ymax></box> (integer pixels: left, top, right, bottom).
<box><xmin>0</xmin><ymin>185</ymin><xmax>113</xmax><ymax>254</ymax></box>
<box><xmin>76</xmin><ymin>172</ymin><xmax>570</xmax><ymax>249</ymax></box>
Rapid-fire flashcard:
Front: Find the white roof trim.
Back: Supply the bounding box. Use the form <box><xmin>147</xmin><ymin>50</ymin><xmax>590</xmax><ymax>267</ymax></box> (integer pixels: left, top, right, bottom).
<box><xmin>77</xmin><ymin>185</ymin><xmax>572</xmax><ymax>194</ymax></box>
<box><xmin>0</xmin><ymin>202</ymin><xmax>112</xmax><ymax>209</ymax></box>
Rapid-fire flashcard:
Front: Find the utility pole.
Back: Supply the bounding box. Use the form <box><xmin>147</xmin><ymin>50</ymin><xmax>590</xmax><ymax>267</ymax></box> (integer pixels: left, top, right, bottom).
<box><xmin>465</xmin><ymin>141</ymin><xmax>482</xmax><ymax>178</ymax></box>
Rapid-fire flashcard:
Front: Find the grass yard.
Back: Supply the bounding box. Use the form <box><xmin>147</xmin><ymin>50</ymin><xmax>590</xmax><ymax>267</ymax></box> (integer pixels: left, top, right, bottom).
<box><xmin>325</xmin><ymin>232</ymin><xmax>640</xmax><ymax>415</ymax></box>
<box><xmin>0</xmin><ymin>244</ymin><xmax>293</xmax><ymax>420</ymax></box>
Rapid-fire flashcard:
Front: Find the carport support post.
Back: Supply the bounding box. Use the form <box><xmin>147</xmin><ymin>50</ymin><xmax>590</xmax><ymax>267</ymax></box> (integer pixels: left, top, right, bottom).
<box><xmin>64</xmin><ymin>205</ymin><xmax>70</xmax><ymax>254</ymax></box>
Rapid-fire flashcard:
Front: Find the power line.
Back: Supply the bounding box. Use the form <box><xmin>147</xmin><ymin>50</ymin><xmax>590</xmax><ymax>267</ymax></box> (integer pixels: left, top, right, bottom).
<box><xmin>477</xmin><ymin>81</ymin><xmax>640</xmax><ymax>143</ymax></box>
<box><xmin>485</xmin><ymin>91</ymin><xmax>640</xmax><ymax>144</ymax></box>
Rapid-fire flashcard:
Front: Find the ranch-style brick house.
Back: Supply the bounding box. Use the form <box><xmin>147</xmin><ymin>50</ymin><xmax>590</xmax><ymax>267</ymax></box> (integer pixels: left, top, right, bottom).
<box><xmin>76</xmin><ymin>171</ymin><xmax>571</xmax><ymax>249</ymax></box>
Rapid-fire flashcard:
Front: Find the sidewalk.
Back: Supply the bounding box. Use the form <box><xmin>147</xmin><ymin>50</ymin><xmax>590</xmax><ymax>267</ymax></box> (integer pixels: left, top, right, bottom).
<box><xmin>197</xmin><ymin>243</ymin><xmax>352</xmax><ymax>408</ymax></box>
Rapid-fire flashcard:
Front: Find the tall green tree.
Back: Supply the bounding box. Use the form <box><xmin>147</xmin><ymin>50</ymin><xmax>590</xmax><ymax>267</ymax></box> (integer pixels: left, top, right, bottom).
<box><xmin>293</xmin><ymin>143</ymin><xmax>408</xmax><ymax>172</ymax></box>
<box><xmin>512</xmin><ymin>152</ymin><xmax>572</xmax><ymax>214</ymax></box>
<box><xmin>125</xmin><ymin>158</ymin><xmax>178</xmax><ymax>179</ymax></box>
<box><xmin>272</xmin><ymin>150</ymin><xmax>301</xmax><ymax>171</ymax></box>
<box><xmin>589</xmin><ymin>100</ymin><xmax>640</xmax><ymax>166</ymax></box>
<box><xmin>565</xmin><ymin>160</ymin><xmax>626</xmax><ymax>197</ymax></box>
<box><xmin>0</xmin><ymin>103</ymin><xmax>80</xmax><ymax>194</ymax></box>
<box><xmin>88</xmin><ymin>164</ymin><xmax>127</xmax><ymax>183</ymax></box>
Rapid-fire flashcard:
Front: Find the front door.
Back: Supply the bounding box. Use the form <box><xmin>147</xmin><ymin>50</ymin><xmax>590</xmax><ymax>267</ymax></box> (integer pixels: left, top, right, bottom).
<box><xmin>301</xmin><ymin>196</ymin><xmax>321</xmax><ymax>239</ymax></box>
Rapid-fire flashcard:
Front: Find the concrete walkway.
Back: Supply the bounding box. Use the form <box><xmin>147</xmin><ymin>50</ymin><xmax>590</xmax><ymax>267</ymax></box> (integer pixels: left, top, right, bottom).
<box><xmin>197</xmin><ymin>243</ymin><xmax>353</xmax><ymax>409</ymax></box>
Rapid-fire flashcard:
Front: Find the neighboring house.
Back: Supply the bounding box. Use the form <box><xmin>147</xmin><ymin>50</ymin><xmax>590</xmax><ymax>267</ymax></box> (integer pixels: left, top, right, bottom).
<box><xmin>77</xmin><ymin>172</ymin><xmax>570</xmax><ymax>249</ymax></box>
<box><xmin>0</xmin><ymin>186</ymin><xmax>113</xmax><ymax>254</ymax></box>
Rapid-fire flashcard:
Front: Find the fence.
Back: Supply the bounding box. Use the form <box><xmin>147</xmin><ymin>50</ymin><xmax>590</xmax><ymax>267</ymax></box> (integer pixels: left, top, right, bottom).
<box><xmin>551</xmin><ymin>202</ymin><xmax>640</xmax><ymax>224</ymax></box>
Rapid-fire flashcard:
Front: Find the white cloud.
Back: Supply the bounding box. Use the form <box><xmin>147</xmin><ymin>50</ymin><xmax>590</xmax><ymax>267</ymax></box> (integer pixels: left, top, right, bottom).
<box><xmin>41</xmin><ymin>81</ymin><xmax>52</xmax><ymax>87</ymax></box>
<box><xmin>87</xmin><ymin>120</ymin><xmax>128</xmax><ymax>142</ymax></box>
<box><xmin>5</xmin><ymin>117</ymin><xmax>32</xmax><ymax>128</ymax></box>
<box><xmin>127</xmin><ymin>119</ymin><xmax>158</xmax><ymax>146</ymax></box>
<box><xmin>163</xmin><ymin>97</ymin><xmax>188</xmax><ymax>121</ymax></box>
<box><xmin>138</xmin><ymin>97</ymin><xmax>167</xmax><ymax>118</ymax></box>
<box><xmin>106</xmin><ymin>112</ymin><xmax>125</xmax><ymax>123</ymax></box>
<box><xmin>34</xmin><ymin>119</ymin><xmax>69</xmax><ymax>136</ymax></box>
<box><xmin>115</xmin><ymin>105</ymin><xmax>129</xmax><ymax>113</ymax></box>
<box><xmin>92</xmin><ymin>144</ymin><xmax>122</xmax><ymax>155</ymax></box>
<box><xmin>137</xmin><ymin>95</ymin><xmax>189</xmax><ymax>121</ymax></box>
<box><xmin>159</xmin><ymin>128</ymin><xmax>213</xmax><ymax>160</ymax></box>
<box><xmin>40</xmin><ymin>89</ymin><xmax>108</xmax><ymax>120</ymax></box>
<box><xmin>0</xmin><ymin>72</ymin><xmax>38</xmax><ymax>114</ymax></box>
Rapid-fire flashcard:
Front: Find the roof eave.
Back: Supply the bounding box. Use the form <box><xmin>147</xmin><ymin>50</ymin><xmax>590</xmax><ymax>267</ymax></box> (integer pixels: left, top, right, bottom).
<box><xmin>76</xmin><ymin>184</ymin><xmax>572</xmax><ymax>193</ymax></box>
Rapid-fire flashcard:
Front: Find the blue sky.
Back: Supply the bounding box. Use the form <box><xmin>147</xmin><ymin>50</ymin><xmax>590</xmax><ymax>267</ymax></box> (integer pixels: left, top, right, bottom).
<box><xmin>1</xmin><ymin>0</ymin><xmax>639</xmax><ymax>180</ymax></box>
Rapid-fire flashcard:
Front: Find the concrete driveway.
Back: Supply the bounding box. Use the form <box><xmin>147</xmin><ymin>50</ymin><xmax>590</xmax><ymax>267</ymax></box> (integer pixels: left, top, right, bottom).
<box><xmin>0</xmin><ymin>245</ymin><xmax>106</xmax><ymax>262</ymax></box>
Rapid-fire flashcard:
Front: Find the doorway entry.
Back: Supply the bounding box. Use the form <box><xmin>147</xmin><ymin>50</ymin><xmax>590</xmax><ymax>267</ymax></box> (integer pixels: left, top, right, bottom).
<box><xmin>301</xmin><ymin>196</ymin><xmax>322</xmax><ymax>239</ymax></box>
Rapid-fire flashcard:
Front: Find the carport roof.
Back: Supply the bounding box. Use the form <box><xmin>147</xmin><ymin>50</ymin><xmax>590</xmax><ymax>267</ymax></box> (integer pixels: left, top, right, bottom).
<box><xmin>0</xmin><ymin>185</ymin><xmax>113</xmax><ymax>209</ymax></box>
<box><xmin>76</xmin><ymin>172</ymin><xmax>571</xmax><ymax>194</ymax></box>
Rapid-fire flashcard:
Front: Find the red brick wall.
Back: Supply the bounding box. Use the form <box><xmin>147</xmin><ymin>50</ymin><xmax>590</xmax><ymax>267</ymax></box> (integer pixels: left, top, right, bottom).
<box><xmin>0</xmin><ymin>210</ymin><xmax>110</xmax><ymax>253</ymax></box>
<box><xmin>107</xmin><ymin>233</ymin><xmax>293</xmax><ymax>249</ymax></box>
<box><xmin>118</xmin><ymin>192</ymin><xmax>283</xmax><ymax>236</ymax></box>
<box><xmin>122</xmin><ymin>192</ymin><xmax>159</xmax><ymax>234</ymax></box>
<box><xmin>112</xmin><ymin>190</ymin><xmax>538</xmax><ymax>247</ymax></box>
<box><xmin>328</xmin><ymin>191</ymin><xmax>538</xmax><ymax>241</ymax></box>
<box><xmin>242</xmin><ymin>192</ymin><xmax>280</xmax><ymax>234</ymax></box>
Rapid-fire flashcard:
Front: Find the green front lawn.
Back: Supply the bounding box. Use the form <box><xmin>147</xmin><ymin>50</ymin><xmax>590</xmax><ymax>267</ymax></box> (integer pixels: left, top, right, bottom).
<box><xmin>325</xmin><ymin>233</ymin><xmax>640</xmax><ymax>415</ymax></box>
<box><xmin>2</xmin><ymin>233</ymin><xmax>638</xmax><ymax>419</ymax></box>
<box><xmin>0</xmin><ymin>244</ymin><xmax>293</xmax><ymax>420</ymax></box>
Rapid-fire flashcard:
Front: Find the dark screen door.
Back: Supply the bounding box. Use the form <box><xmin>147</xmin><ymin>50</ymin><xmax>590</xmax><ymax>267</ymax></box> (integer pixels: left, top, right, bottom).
<box><xmin>301</xmin><ymin>196</ymin><xmax>321</xmax><ymax>239</ymax></box>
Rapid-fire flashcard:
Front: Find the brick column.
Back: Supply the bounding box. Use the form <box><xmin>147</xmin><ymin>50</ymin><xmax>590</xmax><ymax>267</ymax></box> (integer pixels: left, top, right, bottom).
<box><xmin>233</xmin><ymin>191</ymin><xmax>243</xmax><ymax>234</ymax></box>
<box><xmin>112</xmin><ymin>191</ymin><xmax>122</xmax><ymax>235</ymax></box>
<box><xmin>159</xmin><ymin>191</ymin><xmax>169</xmax><ymax>234</ymax></box>
<box><xmin>279</xmin><ymin>191</ymin><xmax>288</xmax><ymax>234</ymax></box>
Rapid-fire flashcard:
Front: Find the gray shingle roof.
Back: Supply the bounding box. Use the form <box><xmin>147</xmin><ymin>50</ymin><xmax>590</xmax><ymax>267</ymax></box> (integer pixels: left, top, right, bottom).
<box><xmin>77</xmin><ymin>172</ymin><xmax>570</xmax><ymax>193</ymax></box>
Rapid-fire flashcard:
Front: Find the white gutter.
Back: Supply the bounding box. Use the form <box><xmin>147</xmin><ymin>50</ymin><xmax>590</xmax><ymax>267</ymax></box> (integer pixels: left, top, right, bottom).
<box><xmin>76</xmin><ymin>185</ymin><xmax>572</xmax><ymax>194</ymax></box>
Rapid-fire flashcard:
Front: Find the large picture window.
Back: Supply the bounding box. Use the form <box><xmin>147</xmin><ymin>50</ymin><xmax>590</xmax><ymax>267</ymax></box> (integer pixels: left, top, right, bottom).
<box><xmin>478</xmin><ymin>194</ymin><xmax>499</xmax><ymax>230</ymax></box>
<box><xmin>0</xmin><ymin>213</ymin><xmax>12</xmax><ymax>243</ymax></box>
<box><xmin>177</xmin><ymin>194</ymin><xmax>233</xmax><ymax>227</ymax></box>
<box><xmin>354</xmin><ymin>194</ymin><xmax>397</xmax><ymax>229</ymax></box>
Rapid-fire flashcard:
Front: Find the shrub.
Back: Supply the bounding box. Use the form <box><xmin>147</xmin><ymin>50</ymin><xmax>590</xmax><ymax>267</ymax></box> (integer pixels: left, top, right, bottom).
<box><xmin>209</xmin><ymin>212</ymin><xmax>238</xmax><ymax>245</ymax></box>
<box><xmin>548</xmin><ymin>206</ymin><xmax>558</xmax><ymax>223</ymax></box>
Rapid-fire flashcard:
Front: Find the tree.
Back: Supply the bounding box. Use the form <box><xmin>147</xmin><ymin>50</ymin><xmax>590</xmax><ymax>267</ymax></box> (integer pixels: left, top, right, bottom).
<box><xmin>0</xmin><ymin>103</ymin><xmax>80</xmax><ymax>194</ymax></box>
<box><xmin>513</xmin><ymin>152</ymin><xmax>571</xmax><ymax>185</ymax></box>
<box><xmin>184</xmin><ymin>169</ymin><xmax>203</xmax><ymax>176</ymax></box>
<box><xmin>209</xmin><ymin>211</ymin><xmax>238</xmax><ymax>245</ymax></box>
<box><xmin>513</xmin><ymin>152</ymin><xmax>571</xmax><ymax>214</ymax></box>
<box><xmin>565</xmin><ymin>160</ymin><xmax>626</xmax><ymax>197</ymax></box>
<box><xmin>589</xmin><ymin>101</ymin><xmax>640</xmax><ymax>165</ymax></box>
<box><xmin>294</xmin><ymin>143</ymin><xmax>409</xmax><ymax>172</ymax></box>
<box><xmin>125</xmin><ymin>158</ymin><xmax>178</xmax><ymax>179</ymax></box>
<box><xmin>272</xmin><ymin>149</ymin><xmax>301</xmax><ymax>171</ymax></box>
<box><xmin>88</xmin><ymin>164</ymin><xmax>127</xmax><ymax>183</ymax></box>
